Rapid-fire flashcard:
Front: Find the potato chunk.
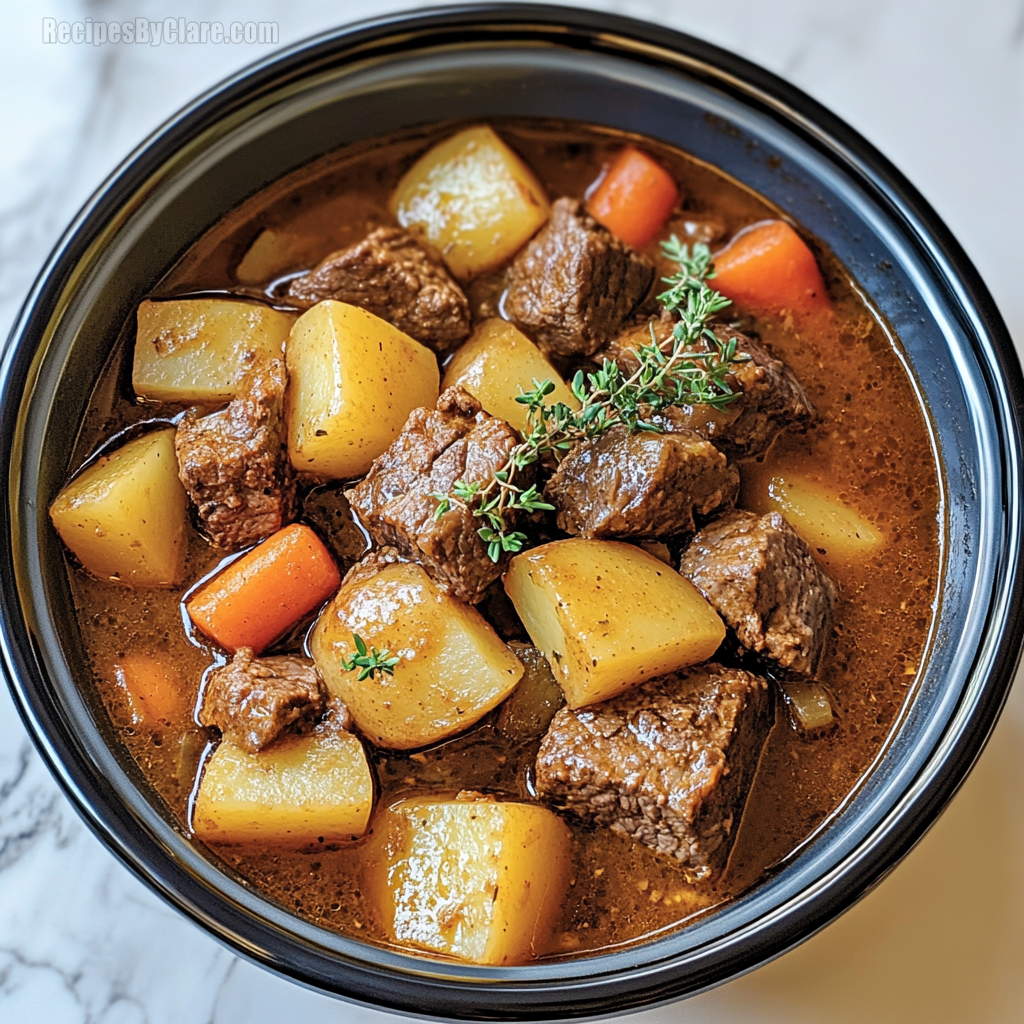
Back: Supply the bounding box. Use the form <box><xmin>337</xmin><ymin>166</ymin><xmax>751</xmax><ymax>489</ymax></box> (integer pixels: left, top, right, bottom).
<box><xmin>49</xmin><ymin>428</ymin><xmax>187</xmax><ymax>587</ymax></box>
<box><xmin>132</xmin><ymin>298</ymin><xmax>295</xmax><ymax>403</ymax></box>
<box><xmin>372</xmin><ymin>798</ymin><xmax>571</xmax><ymax>965</ymax></box>
<box><xmin>235</xmin><ymin>228</ymin><xmax>304</xmax><ymax>285</ymax></box>
<box><xmin>757</xmin><ymin>473</ymin><xmax>884</xmax><ymax>568</ymax></box>
<box><xmin>390</xmin><ymin>126</ymin><xmax>549</xmax><ymax>280</ymax></box>
<box><xmin>310</xmin><ymin>562</ymin><xmax>523</xmax><ymax>748</ymax></box>
<box><xmin>285</xmin><ymin>301</ymin><xmax>439</xmax><ymax>479</ymax></box>
<box><xmin>192</xmin><ymin>715</ymin><xmax>372</xmax><ymax>845</ymax></box>
<box><xmin>441</xmin><ymin>318</ymin><xmax>579</xmax><ymax>434</ymax></box>
<box><xmin>505</xmin><ymin>539</ymin><xmax>725</xmax><ymax>708</ymax></box>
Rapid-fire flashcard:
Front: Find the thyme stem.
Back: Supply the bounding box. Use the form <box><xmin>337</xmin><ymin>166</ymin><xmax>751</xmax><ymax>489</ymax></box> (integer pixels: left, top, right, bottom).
<box><xmin>433</xmin><ymin>239</ymin><xmax>746</xmax><ymax>562</ymax></box>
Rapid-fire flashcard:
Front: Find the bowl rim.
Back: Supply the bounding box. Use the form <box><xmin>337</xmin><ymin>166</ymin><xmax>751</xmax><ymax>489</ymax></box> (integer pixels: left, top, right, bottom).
<box><xmin>2</xmin><ymin>3</ymin><xmax>1024</xmax><ymax>1019</ymax></box>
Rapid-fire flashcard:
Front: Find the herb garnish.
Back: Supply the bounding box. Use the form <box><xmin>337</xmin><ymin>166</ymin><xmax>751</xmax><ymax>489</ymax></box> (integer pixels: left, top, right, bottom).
<box><xmin>432</xmin><ymin>239</ymin><xmax>745</xmax><ymax>562</ymax></box>
<box><xmin>341</xmin><ymin>633</ymin><xmax>401</xmax><ymax>681</ymax></box>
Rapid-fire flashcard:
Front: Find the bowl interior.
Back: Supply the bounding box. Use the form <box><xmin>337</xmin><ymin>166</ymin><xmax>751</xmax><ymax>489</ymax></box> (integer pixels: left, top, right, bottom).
<box><xmin>3</xmin><ymin>12</ymin><xmax>1021</xmax><ymax>1019</ymax></box>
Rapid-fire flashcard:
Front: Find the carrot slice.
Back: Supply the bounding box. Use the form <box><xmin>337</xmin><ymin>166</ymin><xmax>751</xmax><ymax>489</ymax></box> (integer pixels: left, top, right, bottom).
<box><xmin>587</xmin><ymin>146</ymin><xmax>679</xmax><ymax>250</ymax></box>
<box><xmin>187</xmin><ymin>524</ymin><xmax>340</xmax><ymax>654</ymax></box>
<box><xmin>112</xmin><ymin>652</ymin><xmax>186</xmax><ymax>728</ymax></box>
<box><xmin>712</xmin><ymin>220</ymin><xmax>829</xmax><ymax>318</ymax></box>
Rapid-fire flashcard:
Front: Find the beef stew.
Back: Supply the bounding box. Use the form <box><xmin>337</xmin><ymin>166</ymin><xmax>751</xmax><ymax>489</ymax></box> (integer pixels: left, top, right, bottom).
<box><xmin>49</xmin><ymin>118</ymin><xmax>940</xmax><ymax>966</ymax></box>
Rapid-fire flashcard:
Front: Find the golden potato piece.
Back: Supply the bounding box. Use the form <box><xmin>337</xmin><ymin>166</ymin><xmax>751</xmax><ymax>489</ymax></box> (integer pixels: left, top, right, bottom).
<box><xmin>132</xmin><ymin>298</ymin><xmax>295</xmax><ymax>403</ymax></box>
<box><xmin>234</xmin><ymin>228</ymin><xmax>304</xmax><ymax>285</ymax></box>
<box><xmin>285</xmin><ymin>301</ymin><xmax>439</xmax><ymax>479</ymax></box>
<box><xmin>192</xmin><ymin>717</ymin><xmax>372</xmax><ymax>845</ymax></box>
<box><xmin>505</xmin><ymin>539</ymin><xmax>725</xmax><ymax>708</ymax></box>
<box><xmin>310</xmin><ymin>562</ymin><xmax>523</xmax><ymax>749</ymax></box>
<box><xmin>390</xmin><ymin>125</ymin><xmax>549</xmax><ymax>280</ymax></box>
<box><xmin>49</xmin><ymin>428</ymin><xmax>187</xmax><ymax>588</ymax></box>
<box><xmin>441</xmin><ymin>318</ymin><xmax>579</xmax><ymax>434</ymax></box>
<box><xmin>755</xmin><ymin>472</ymin><xmax>884</xmax><ymax>569</ymax></box>
<box><xmin>372</xmin><ymin>798</ymin><xmax>571</xmax><ymax>965</ymax></box>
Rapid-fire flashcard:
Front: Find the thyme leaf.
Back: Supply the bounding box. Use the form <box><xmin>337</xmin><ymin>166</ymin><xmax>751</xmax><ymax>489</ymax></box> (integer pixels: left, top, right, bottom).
<box><xmin>341</xmin><ymin>633</ymin><xmax>401</xmax><ymax>681</ymax></box>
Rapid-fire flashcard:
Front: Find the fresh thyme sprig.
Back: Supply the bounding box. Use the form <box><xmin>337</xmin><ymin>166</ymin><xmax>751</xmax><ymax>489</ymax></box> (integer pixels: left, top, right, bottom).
<box><xmin>341</xmin><ymin>633</ymin><xmax>400</xmax><ymax>681</ymax></box>
<box><xmin>432</xmin><ymin>238</ymin><xmax>745</xmax><ymax>562</ymax></box>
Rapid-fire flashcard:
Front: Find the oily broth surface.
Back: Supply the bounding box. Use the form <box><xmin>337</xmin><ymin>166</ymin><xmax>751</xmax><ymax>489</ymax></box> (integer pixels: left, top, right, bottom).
<box><xmin>63</xmin><ymin>119</ymin><xmax>939</xmax><ymax>960</ymax></box>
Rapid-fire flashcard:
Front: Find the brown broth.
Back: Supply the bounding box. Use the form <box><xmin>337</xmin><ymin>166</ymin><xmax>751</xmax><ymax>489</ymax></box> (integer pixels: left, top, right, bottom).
<box><xmin>61</xmin><ymin>119</ymin><xmax>940</xmax><ymax>961</ymax></box>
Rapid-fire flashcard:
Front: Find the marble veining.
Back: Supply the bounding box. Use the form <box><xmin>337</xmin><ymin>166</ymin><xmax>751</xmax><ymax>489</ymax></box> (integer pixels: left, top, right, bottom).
<box><xmin>3</xmin><ymin>0</ymin><xmax>1024</xmax><ymax>1021</ymax></box>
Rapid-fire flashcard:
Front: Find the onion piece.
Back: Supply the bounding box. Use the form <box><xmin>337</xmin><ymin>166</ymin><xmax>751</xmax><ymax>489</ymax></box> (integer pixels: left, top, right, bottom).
<box><xmin>782</xmin><ymin>681</ymin><xmax>834</xmax><ymax>733</ymax></box>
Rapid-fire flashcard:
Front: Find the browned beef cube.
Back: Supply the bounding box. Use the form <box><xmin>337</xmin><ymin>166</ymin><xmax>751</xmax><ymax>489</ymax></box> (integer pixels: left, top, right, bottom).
<box><xmin>600</xmin><ymin>324</ymin><xmax>813</xmax><ymax>459</ymax></box>
<box><xmin>544</xmin><ymin>426</ymin><xmax>739</xmax><ymax>539</ymax></box>
<box><xmin>600</xmin><ymin>307</ymin><xmax>676</xmax><ymax>362</ymax></box>
<box><xmin>701</xmin><ymin>329</ymin><xmax>814</xmax><ymax>458</ymax></box>
<box><xmin>536</xmin><ymin>663</ymin><xmax>771</xmax><ymax>878</ymax></box>
<box><xmin>199</xmin><ymin>647</ymin><xmax>333</xmax><ymax>753</ymax></box>
<box><xmin>286</xmin><ymin>226</ymin><xmax>471</xmax><ymax>354</ymax></box>
<box><xmin>301</xmin><ymin>485</ymin><xmax>371</xmax><ymax>572</ymax></box>
<box><xmin>504</xmin><ymin>198</ymin><xmax>655</xmax><ymax>358</ymax></box>
<box><xmin>679</xmin><ymin>510</ymin><xmax>837</xmax><ymax>676</ymax></box>
<box><xmin>175</xmin><ymin>359</ymin><xmax>296</xmax><ymax>551</ymax></box>
<box><xmin>345</xmin><ymin>386</ymin><xmax>521</xmax><ymax>604</ymax></box>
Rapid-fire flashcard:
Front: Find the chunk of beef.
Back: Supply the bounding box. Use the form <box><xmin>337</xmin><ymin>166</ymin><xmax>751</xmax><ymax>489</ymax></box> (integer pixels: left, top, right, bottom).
<box><xmin>345</xmin><ymin>386</ymin><xmax>521</xmax><ymax>604</ymax></box>
<box><xmin>662</xmin><ymin>215</ymin><xmax>726</xmax><ymax>249</ymax></box>
<box><xmin>679</xmin><ymin>510</ymin><xmax>837</xmax><ymax>676</ymax></box>
<box><xmin>175</xmin><ymin>359</ymin><xmax>296</xmax><ymax>551</ymax></box>
<box><xmin>286</xmin><ymin>226</ymin><xmax>471</xmax><ymax>354</ymax></box>
<box><xmin>544</xmin><ymin>425</ymin><xmax>739</xmax><ymax>539</ymax></box>
<box><xmin>199</xmin><ymin>646</ymin><xmax>333</xmax><ymax>753</ymax></box>
<box><xmin>536</xmin><ymin>663</ymin><xmax>771</xmax><ymax>878</ymax></box>
<box><xmin>599</xmin><ymin>307</ymin><xmax>675</xmax><ymax>366</ymax></box>
<box><xmin>600</xmin><ymin>323</ymin><xmax>813</xmax><ymax>459</ymax></box>
<box><xmin>504</xmin><ymin>198</ymin><xmax>655</xmax><ymax>359</ymax></box>
<box><xmin>301</xmin><ymin>485</ymin><xmax>371</xmax><ymax>572</ymax></box>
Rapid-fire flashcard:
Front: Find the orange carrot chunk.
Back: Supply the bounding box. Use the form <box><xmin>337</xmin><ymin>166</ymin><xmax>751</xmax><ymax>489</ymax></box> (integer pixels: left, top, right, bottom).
<box><xmin>187</xmin><ymin>524</ymin><xmax>340</xmax><ymax>654</ymax></box>
<box><xmin>113</xmin><ymin>652</ymin><xmax>186</xmax><ymax>728</ymax></box>
<box><xmin>712</xmin><ymin>220</ymin><xmax>829</xmax><ymax>318</ymax></box>
<box><xmin>587</xmin><ymin>146</ymin><xmax>680</xmax><ymax>250</ymax></box>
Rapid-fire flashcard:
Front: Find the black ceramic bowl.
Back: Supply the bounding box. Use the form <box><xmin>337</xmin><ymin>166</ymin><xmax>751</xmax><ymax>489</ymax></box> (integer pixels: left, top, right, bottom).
<box><xmin>2</xmin><ymin>4</ymin><xmax>1023</xmax><ymax>1019</ymax></box>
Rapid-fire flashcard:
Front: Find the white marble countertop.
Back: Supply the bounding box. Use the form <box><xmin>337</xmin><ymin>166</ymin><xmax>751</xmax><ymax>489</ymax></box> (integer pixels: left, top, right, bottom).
<box><xmin>3</xmin><ymin>0</ymin><xmax>1024</xmax><ymax>1020</ymax></box>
